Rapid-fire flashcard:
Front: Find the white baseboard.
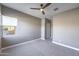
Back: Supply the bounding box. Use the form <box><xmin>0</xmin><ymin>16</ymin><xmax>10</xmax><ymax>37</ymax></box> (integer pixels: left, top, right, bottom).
<box><xmin>1</xmin><ymin>38</ymin><xmax>41</xmax><ymax>50</ymax></box>
<box><xmin>53</xmin><ymin>41</ymin><xmax>79</xmax><ymax>52</ymax></box>
<box><xmin>0</xmin><ymin>53</ymin><xmax>8</xmax><ymax>54</ymax></box>
<box><xmin>40</xmin><ymin>37</ymin><xmax>45</xmax><ymax>40</ymax></box>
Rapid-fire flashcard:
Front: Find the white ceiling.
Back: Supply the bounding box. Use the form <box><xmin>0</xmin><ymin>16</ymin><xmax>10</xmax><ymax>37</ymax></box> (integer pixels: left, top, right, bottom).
<box><xmin>2</xmin><ymin>3</ymin><xmax>79</xmax><ymax>19</ymax></box>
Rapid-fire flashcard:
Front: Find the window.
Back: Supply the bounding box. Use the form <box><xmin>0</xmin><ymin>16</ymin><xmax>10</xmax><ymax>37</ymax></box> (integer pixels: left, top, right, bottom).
<box><xmin>2</xmin><ymin>15</ymin><xmax>17</xmax><ymax>35</ymax></box>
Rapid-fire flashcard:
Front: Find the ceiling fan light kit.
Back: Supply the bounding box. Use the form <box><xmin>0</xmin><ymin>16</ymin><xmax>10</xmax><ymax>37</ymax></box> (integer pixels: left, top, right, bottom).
<box><xmin>40</xmin><ymin>9</ymin><xmax>43</xmax><ymax>11</ymax></box>
<box><xmin>30</xmin><ymin>3</ymin><xmax>52</xmax><ymax>15</ymax></box>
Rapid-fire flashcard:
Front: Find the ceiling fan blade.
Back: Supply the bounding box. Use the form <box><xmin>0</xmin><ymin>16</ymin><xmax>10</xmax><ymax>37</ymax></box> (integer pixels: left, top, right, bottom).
<box><xmin>42</xmin><ymin>11</ymin><xmax>45</xmax><ymax>15</ymax></box>
<box><xmin>54</xmin><ymin>8</ymin><xmax>58</xmax><ymax>11</ymax></box>
<box><xmin>42</xmin><ymin>3</ymin><xmax>51</xmax><ymax>9</ymax></box>
<box><xmin>30</xmin><ymin>8</ymin><xmax>40</xmax><ymax>10</ymax></box>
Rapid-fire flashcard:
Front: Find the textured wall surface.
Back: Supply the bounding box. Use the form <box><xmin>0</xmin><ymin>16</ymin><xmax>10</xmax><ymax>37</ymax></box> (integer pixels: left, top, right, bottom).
<box><xmin>53</xmin><ymin>8</ymin><xmax>79</xmax><ymax>49</ymax></box>
<box><xmin>2</xmin><ymin>6</ymin><xmax>41</xmax><ymax>48</ymax></box>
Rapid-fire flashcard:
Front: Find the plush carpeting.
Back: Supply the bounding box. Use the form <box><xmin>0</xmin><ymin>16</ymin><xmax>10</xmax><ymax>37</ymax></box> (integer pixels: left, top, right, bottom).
<box><xmin>1</xmin><ymin>39</ymin><xmax>79</xmax><ymax>56</ymax></box>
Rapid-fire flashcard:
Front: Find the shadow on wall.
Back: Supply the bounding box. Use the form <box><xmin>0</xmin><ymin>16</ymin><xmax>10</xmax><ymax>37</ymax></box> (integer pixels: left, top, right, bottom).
<box><xmin>53</xmin><ymin>7</ymin><xmax>79</xmax><ymax>49</ymax></box>
<box><xmin>2</xmin><ymin>37</ymin><xmax>14</xmax><ymax>48</ymax></box>
<box><xmin>2</xmin><ymin>6</ymin><xmax>41</xmax><ymax>48</ymax></box>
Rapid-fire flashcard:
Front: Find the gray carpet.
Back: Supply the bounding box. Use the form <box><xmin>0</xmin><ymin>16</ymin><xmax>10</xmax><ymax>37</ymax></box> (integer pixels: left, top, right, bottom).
<box><xmin>1</xmin><ymin>39</ymin><xmax>79</xmax><ymax>56</ymax></box>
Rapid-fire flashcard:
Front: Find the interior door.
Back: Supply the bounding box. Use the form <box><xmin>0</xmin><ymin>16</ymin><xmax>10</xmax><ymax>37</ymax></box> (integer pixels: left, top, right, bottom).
<box><xmin>45</xmin><ymin>20</ymin><xmax>51</xmax><ymax>39</ymax></box>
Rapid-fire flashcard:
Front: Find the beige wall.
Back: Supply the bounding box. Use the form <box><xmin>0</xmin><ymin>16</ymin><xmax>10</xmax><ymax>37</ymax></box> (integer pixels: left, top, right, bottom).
<box><xmin>53</xmin><ymin>7</ymin><xmax>79</xmax><ymax>49</ymax></box>
<box><xmin>2</xmin><ymin>6</ymin><xmax>41</xmax><ymax>48</ymax></box>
